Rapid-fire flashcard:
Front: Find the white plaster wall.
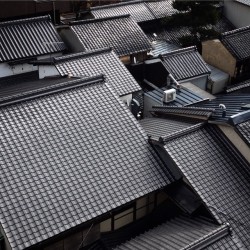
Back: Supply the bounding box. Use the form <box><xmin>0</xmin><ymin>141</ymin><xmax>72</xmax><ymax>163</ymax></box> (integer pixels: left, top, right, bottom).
<box><xmin>0</xmin><ymin>62</ymin><xmax>38</xmax><ymax>78</ymax></box>
<box><xmin>119</xmin><ymin>94</ymin><xmax>133</xmax><ymax>107</ymax></box>
<box><xmin>38</xmin><ymin>65</ymin><xmax>60</xmax><ymax>79</ymax></box>
<box><xmin>224</xmin><ymin>1</ymin><xmax>250</xmax><ymax>28</ymax></box>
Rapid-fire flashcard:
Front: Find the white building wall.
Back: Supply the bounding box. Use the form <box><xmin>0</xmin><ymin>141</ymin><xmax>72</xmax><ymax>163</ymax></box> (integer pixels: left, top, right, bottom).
<box><xmin>0</xmin><ymin>62</ymin><xmax>38</xmax><ymax>78</ymax></box>
<box><xmin>224</xmin><ymin>1</ymin><xmax>250</xmax><ymax>28</ymax></box>
<box><xmin>119</xmin><ymin>94</ymin><xmax>133</xmax><ymax>107</ymax></box>
<box><xmin>39</xmin><ymin>65</ymin><xmax>60</xmax><ymax>79</ymax></box>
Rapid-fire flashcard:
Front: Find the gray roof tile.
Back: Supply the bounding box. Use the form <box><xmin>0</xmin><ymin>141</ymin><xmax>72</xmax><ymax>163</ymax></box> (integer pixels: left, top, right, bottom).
<box><xmin>54</xmin><ymin>48</ymin><xmax>141</xmax><ymax>96</ymax></box>
<box><xmin>164</xmin><ymin>125</ymin><xmax>250</xmax><ymax>248</ymax></box>
<box><xmin>0</xmin><ymin>15</ymin><xmax>66</xmax><ymax>63</ymax></box>
<box><xmin>192</xmin><ymin>93</ymin><xmax>250</xmax><ymax>123</ymax></box>
<box><xmin>160</xmin><ymin>46</ymin><xmax>211</xmax><ymax>80</ymax></box>
<box><xmin>90</xmin><ymin>1</ymin><xmax>176</xmax><ymax>23</ymax></box>
<box><xmin>0</xmin><ymin>76</ymin><xmax>173</xmax><ymax>250</ymax></box>
<box><xmin>145</xmin><ymin>0</ymin><xmax>177</xmax><ymax>19</ymax></box>
<box><xmin>221</xmin><ymin>26</ymin><xmax>250</xmax><ymax>61</ymax></box>
<box><xmin>70</xmin><ymin>15</ymin><xmax>151</xmax><ymax>57</ymax></box>
<box><xmin>139</xmin><ymin>116</ymin><xmax>200</xmax><ymax>140</ymax></box>
<box><xmin>235</xmin><ymin>120</ymin><xmax>250</xmax><ymax>146</ymax></box>
<box><xmin>226</xmin><ymin>79</ymin><xmax>250</xmax><ymax>93</ymax></box>
<box><xmin>114</xmin><ymin>215</ymin><xmax>236</xmax><ymax>250</ymax></box>
<box><xmin>90</xmin><ymin>1</ymin><xmax>155</xmax><ymax>23</ymax></box>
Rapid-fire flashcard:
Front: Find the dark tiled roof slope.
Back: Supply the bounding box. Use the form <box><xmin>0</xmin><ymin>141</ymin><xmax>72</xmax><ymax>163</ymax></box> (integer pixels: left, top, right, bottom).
<box><xmin>139</xmin><ymin>117</ymin><xmax>199</xmax><ymax>140</ymax></box>
<box><xmin>70</xmin><ymin>15</ymin><xmax>151</xmax><ymax>57</ymax></box>
<box><xmin>90</xmin><ymin>1</ymin><xmax>155</xmax><ymax>23</ymax></box>
<box><xmin>114</xmin><ymin>215</ymin><xmax>234</xmax><ymax>250</ymax></box>
<box><xmin>226</xmin><ymin>79</ymin><xmax>250</xmax><ymax>93</ymax></box>
<box><xmin>146</xmin><ymin>0</ymin><xmax>177</xmax><ymax>19</ymax></box>
<box><xmin>192</xmin><ymin>94</ymin><xmax>250</xmax><ymax>123</ymax></box>
<box><xmin>160</xmin><ymin>46</ymin><xmax>211</xmax><ymax>80</ymax></box>
<box><xmin>0</xmin><ymin>76</ymin><xmax>173</xmax><ymax>250</ymax></box>
<box><xmin>221</xmin><ymin>26</ymin><xmax>250</xmax><ymax>61</ymax></box>
<box><xmin>144</xmin><ymin>85</ymin><xmax>207</xmax><ymax>107</ymax></box>
<box><xmin>164</xmin><ymin>125</ymin><xmax>250</xmax><ymax>248</ymax></box>
<box><xmin>0</xmin><ymin>72</ymin><xmax>77</xmax><ymax>104</ymax></box>
<box><xmin>235</xmin><ymin>120</ymin><xmax>250</xmax><ymax>146</ymax></box>
<box><xmin>0</xmin><ymin>15</ymin><xmax>66</xmax><ymax>63</ymax></box>
<box><xmin>54</xmin><ymin>48</ymin><xmax>141</xmax><ymax>96</ymax></box>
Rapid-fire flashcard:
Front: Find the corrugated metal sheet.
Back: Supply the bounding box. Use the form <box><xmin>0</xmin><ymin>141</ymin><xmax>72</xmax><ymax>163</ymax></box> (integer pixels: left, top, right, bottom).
<box><xmin>0</xmin><ymin>15</ymin><xmax>66</xmax><ymax>63</ymax></box>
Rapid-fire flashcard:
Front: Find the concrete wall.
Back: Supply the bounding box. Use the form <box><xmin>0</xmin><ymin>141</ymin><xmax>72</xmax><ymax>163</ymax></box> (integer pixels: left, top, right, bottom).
<box><xmin>224</xmin><ymin>1</ymin><xmax>250</xmax><ymax>28</ymax></box>
<box><xmin>202</xmin><ymin>40</ymin><xmax>236</xmax><ymax>78</ymax></box>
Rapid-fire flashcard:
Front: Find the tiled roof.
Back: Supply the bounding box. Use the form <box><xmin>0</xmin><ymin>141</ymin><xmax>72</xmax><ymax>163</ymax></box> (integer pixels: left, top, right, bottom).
<box><xmin>70</xmin><ymin>15</ymin><xmax>152</xmax><ymax>57</ymax></box>
<box><xmin>0</xmin><ymin>15</ymin><xmax>66</xmax><ymax>63</ymax></box>
<box><xmin>192</xmin><ymin>94</ymin><xmax>250</xmax><ymax>123</ymax></box>
<box><xmin>139</xmin><ymin>116</ymin><xmax>200</xmax><ymax>140</ymax></box>
<box><xmin>146</xmin><ymin>0</ymin><xmax>177</xmax><ymax>19</ymax></box>
<box><xmin>160</xmin><ymin>46</ymin><xmax>211</xmax><ymax>81</ymax></box>
<box><xmin>235</xmin><ymin>120</ymin><xmax>250</xmax><ymax>146</ymax></box>
<box><xmin>90</xmin><ymin>1</ymin><xmax>155</xmax><ymax>23</ymax></box>
<box><xmin>226</xmin><ymin>79</ymin><xmax>250</xmax><ymax>93</ymax></box>
<box><xmin>114</xmin><ymin>215</ymin><xmax>234</xmax><ymax>250</ymax></box>
<box><xmin>151</xmin><ymin>106</ymin><xmax>215</xmax><ymax>118</ymax></box>
<box><xmin>151</xmin><ymin>40</ymin><xmax>180</xmax><ymax>57</ymax></box>
<box><xmin>0</xmin><ymin>75</ymin><xmax>174</xmax><ymax>250</ymax></box>
<box><xmin>0</xmin><ymin>72</ymin><xmax>79</xmax><ymax>104</ymax></box>
<box><xmin>164</xmin><ymin>125</ymin><xmax>250</xmax><ymax>248</ymax></box>
<box><xmin>235</xmin><ymin>0</ymin><xmax>250</xmax><ymax>6</ymax></box>
<box><xmin>221</xmin><ymin>26</ymin><xmax>250</xmax><ymax>61</ymax></box>
<box><xmin>54</xmin><ymin>48</ymin><xmax>141</xmax><ymax>96</ymax></box>
<box><xmin>90</xmin><ymin>1</ymin><xmax>176</xmax><ymax>23</ymax></box>
<box><xmin>144</xmin><ymin>85</ymin><xmax>208</xmax><ymax>107</ymax></box>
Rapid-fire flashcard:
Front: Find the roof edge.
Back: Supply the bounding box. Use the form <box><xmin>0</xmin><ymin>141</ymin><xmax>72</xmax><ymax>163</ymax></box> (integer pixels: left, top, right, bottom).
<box><xmin>160</xmin><ymin>46</ymin><xmax>197</xmax><ymax>57</ymax></box>
<box><xmin>226</xmin><ymin>79</ymin><xmax>250</xmax><ymax>93</ymax></box>
<box><xmin>0</xmin><ymin>75</ymin><xmax>105</xmax><ymax>108</ymax></box>
<box><xmin>0</xmin><ymin>15</ymin><xmax>51</xmax><ymax>27</ymax></box>
<box><xmin>182</xmin><ymin>223</ymin><xmax>230</xmax><ymax>250</ymax></box>
<box><xmin>159</xmin><ymin>122</ymin><xmax>206</xmax><ymax>143</ymax></box>
<box><xmin>228</xmin><ymin>110</ymin><xmax>250</xmax><ymax>126</ymax></box>
<box><xmin>222</xmin><ymin>25</ymin><xmax>250</xmax><ymax>37</ymax></box>
<box><xmin>54</xmin><ymin>48</ymin><xmax>112</xmax><ymax>64</ymax></box>
<box><xmin>70</xmin><ymin>14</ymin><xmax>131</xmax><ymax>26</ymax></box>
<box><xmin>90</xmin><ymin>0</ymin><xmax>144</xmax><ymax>10</ymax></box>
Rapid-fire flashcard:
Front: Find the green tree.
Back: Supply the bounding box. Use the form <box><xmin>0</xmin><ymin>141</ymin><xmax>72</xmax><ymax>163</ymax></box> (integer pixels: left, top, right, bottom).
<box><xmin>163</xmin><ymin>1</ymin><xmax>220</xmax><ymax>47</ymax></box>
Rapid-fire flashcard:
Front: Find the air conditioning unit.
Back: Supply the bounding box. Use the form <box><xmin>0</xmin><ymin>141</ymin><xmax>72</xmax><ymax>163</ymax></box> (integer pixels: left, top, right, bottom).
<box><xmin>162</xmin><ymin>89</ymin><xmax>176</xmax><ymax>103</ymax></box>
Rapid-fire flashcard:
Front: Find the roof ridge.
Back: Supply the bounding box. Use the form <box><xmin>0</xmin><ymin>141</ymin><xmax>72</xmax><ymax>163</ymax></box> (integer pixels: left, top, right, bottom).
<box><xmin>222</xmin><ymin>25</ymin><xmax>250</xmax><ymax>37</ymax></box>
<box><xmin>90</xmin><ymin>0</ymin><xmax>144</xmax><ymax>10</ymax></box>
<box><xmin>160</xmin><ymin>46</ymin><xmax>197</xmax><ymax>57</ymax></box>
<box><xmin>181</xmin><ymin>223</ymin><xmax>230</xmax><ymax>250</ymax></box>
<box><xmin>0</xmin><ymin>15</ymin><xmax>50</xmax><ymax>27</ymax></box>
<box><xmin>159</xmin><ymin>122</ymin><xmax>206</xmax><ymax>143</ymax></box>
<box><xmin>0</xmin><ymin>75</ymin><xmax>105</xmax><ymax>108</ymax></box>
<box><xmin>70</xmin><ymin>14</ymin><xmax>131</xmax><ymax>26</ymax></box>
<box><xmin>54</xmin><ymin>48</ymin><xmax>112</xmax><ymax>64</ymax></box>
<box><xmin>152</xmin><ymin>106</ymin><xmax>215</xmax><ymax>112</ymax></box>
<box><xmin>226</xmin><ymin>79</ymin><xmax>250</xmax><ymax>93</ymax></box>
